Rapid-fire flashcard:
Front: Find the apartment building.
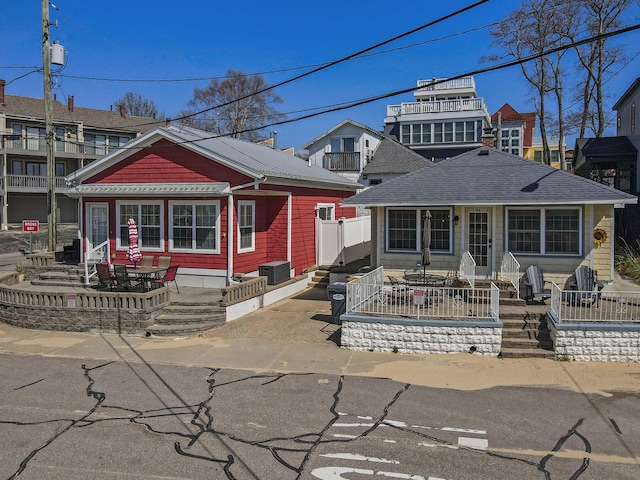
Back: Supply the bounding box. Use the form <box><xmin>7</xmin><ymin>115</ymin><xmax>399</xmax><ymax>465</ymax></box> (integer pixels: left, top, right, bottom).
<box><xmin>0</xmin><ymin>79</ymin><xmax>161</xmax><ymax>229</ymax></box>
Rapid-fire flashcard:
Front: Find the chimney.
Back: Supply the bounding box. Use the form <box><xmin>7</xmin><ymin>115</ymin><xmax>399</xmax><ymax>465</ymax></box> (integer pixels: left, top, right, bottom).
<box><xmin>0</xmin><ymin>79</ymin><xmax>5</xmax><ymax>104</ymax></box>
<box><xmin>119</xmin><ymin>104</ymin><xmax>126</xmax><ymax>119</ymax></box>
<box><xmin>68</xmin><ymin>95</ymin><xmax>74</xmax><ymax>112</ymax></box>
<box><xmin>481</xmin><ymin>127</ymin><xmax>495</xmax><ymax>149</ymax></box>
<box><xmin>165</xmin><ymin>118</ymin><xmax>171</xmax><ymax>126</ymax></box>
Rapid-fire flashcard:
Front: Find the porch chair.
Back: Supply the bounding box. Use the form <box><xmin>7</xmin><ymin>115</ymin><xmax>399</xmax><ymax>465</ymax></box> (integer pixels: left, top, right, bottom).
<box><xmin>567</xmin><ymin>266</ymin><xmax>605</xmax><ymax>306</ymax></box>
<box><xmin>113</xmin><ymin>264</ymin><xmax>145</xmax><ymax>292</ymax></box>
<box><xmin>95</xmin><ymin>262</ymin><xmax>116</xmax><ymax>291</ymax></box>
<box><xmin>153</xmin><ymin>265</ymin><xmax>179</xmax><ymax>293</ymax></box>
<box><xmin>523</xmin><ymin>265</ymin><xmax>552</xmax><ymax>303</ymax></box>
<box><xmin>141</xmin><ymin>255</ymin><xmax>154</xmax><ymax>268</ymax></box>
<box><xmin>157</xmin><ymin>256</ymin><xmax>171</xmax><ymax>269</ymax></box>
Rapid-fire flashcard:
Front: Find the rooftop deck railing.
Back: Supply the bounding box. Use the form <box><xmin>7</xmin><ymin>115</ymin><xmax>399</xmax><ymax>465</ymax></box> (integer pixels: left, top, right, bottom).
<box><xmin>550</xmin><ymin>282</ymin><xmax>640</xmax><ymax>324</ymax></box>
<box><xmin>416</xmin><ymin>77</ymin><xmax>475</xmax><ymax>91</ymax></box>
<box><xmin>386</xmin><ymin>98</ymin><xmax>488</xmax><ymax>117</ymax></box>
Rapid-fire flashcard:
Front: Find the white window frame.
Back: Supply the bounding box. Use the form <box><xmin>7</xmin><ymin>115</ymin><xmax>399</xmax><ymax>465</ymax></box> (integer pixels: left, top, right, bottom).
<box><xmin>505</xmin><ymin>207</ymin><xmax>582</xmax><ymax>256</ymax></box>
<box><xmin>168</xmin><ymin>200</ymin><xmax>220</xmax><ymax>254</ymax></box>
<box><xmin>116</xmin><ymin>200</ymin><xmax>164</xmax><ymax>252</ymax></box>
<box><xmin>237</xmin><ymin>200</ymin><xmax>255</xmax><ymax>253</ymax></box>
<box><xmin>316</xmin><ymin>203</ymin><xmax>335</xmax><ymax>221</ymax></box>
<box><xmin>385</xmin><ymin>207</ymin><xmax>453</xmax><ymax>254</ymax></box>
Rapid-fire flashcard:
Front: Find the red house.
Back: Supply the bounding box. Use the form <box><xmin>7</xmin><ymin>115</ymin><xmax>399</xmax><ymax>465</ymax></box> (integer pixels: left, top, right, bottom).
<box><xmin>66</xmin><ymin>125</ymin><xmax>361</xmax><ymax>287</ymax></box>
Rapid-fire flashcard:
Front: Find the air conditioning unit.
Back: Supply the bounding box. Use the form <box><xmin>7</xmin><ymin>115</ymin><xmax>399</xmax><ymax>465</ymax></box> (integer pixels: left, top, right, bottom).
<box><xmin>259</xmin><ymin>261</ymin><xmax>290</xmax><ymax>285</ymax></box>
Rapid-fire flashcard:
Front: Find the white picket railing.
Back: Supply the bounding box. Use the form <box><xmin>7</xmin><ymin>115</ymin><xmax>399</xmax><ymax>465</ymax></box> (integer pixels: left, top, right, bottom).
<box><xmin>550</xmin><ymin>282</ymin><xmax>640</xmax><ymax>323</ymax></box>
<box><xmin>346</xmin><ymin>268</ymin><xmax>499</xmax><ymax>321</ymax></box>
<box><xmin>459</xmin><ymin>251</ymin><xmax>476</xmax><ymax>289</ymax></box>
<box><xmin>83</xmin><ymin>239</ymin><xmax>110</xmax><ymax>285</ymax></box>
<box><xmin>500</xmin><ymin>252</ymin><xmax>520</xmax><ymax>299</ymax></box>
<box><xmin>386</xmin><ymin>98</ymin><xmax>488</xmax><ymax>117</ymax></box>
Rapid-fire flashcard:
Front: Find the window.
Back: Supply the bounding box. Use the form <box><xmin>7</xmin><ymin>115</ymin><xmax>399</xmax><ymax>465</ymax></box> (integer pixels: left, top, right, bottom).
<box><xmin>26</xmin><ymin>126</ymin><xmax>46</xmax><ymax>151</ymax></box>
<box><xmin>238</xmin><ymin>200</ymin><xmax>255</xmax><ymax>252</ymax></box>
<box><xmin>500</xmin><ymin>128</ymin><xmax>522</xmax><ymax>156</ymax></box>
<box><xmin>85</xmin><ymin>134</ymin><xmax>106</xmax><ymax>155</ymax></box>
<box><xmin>316</xmin><ymin>203</ymin><xmax>334</xmax><ymax>220</ymax></box>
<box><xmin>401</xmin><ymin>125</ymin><xmax>411</xmax><ymax>144</ymax></box>
<box><xmin>118</xmin><ymin>202</ymin><xmax>163</xmax><ymax>250</ymax></box>
<box><xmin>465</xmin><ymin>121</ymin><xmax>476</xmax><ymax>142</ymax></box>
<box><xmin>369</xmin><ymin>178</ymin><xmax>382</xmax><ymax>186</ymax></box>
<box><xmin>507</xmin><ymin>208</ymin><xmax>580</xmax><ymax>255</ymax></box>
<box><xmin>631</xmin><ymin>102</ymin><xmax>636</xmax><ymax>134</ymax></box>
<box><xmin>169</xmin><ymin>201</ymin><xmax>219</xmax><ymax>252</ymax></box>
<box><xmin>107</xmin><ymin>135</ymin><xmax>130</xmax><ymax>153</ymax></box>
<box><xmin>387</xmin><ymin>208</ymin><xmax>452</xmax><ymax>252</ymax></box>
<box><xmin>330</xmin><ymin>137</ymin><xmax>355</xmax><ymax>152</ymax></box>
<box><xmin>533</xmin><ymin>151</ymin><xmax>543</xmax><ymax>163</ymax></box>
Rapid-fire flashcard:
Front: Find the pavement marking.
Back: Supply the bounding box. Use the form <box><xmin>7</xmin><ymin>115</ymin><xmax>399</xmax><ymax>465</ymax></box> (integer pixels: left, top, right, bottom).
<box><xmin>320</xmin><ymin>453</ymin><xmax>399</xmax><ymax>464</ymax></box>
<box><xmin>332</xmin><ymin>434</ymin><xmax>358</xmax><ymax>439</ymax></box>
<box><xmin>457</xmin><ymin>437</ymin><xmax>488</xmax><ymax>450</ymax></box>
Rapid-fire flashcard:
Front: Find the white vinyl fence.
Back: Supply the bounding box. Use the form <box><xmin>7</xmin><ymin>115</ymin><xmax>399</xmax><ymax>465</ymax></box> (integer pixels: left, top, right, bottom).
<box><xmin>316</xmin><ymin>216</ymin><xmax>371</xmax><ymax>267</ymax></box>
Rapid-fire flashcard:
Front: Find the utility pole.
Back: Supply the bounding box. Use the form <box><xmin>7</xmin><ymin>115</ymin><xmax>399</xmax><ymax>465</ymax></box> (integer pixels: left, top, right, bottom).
<box><xmin>42</xmin><ymin>0</ymin><xmax>56</xmax><ymax>251</ymax></box>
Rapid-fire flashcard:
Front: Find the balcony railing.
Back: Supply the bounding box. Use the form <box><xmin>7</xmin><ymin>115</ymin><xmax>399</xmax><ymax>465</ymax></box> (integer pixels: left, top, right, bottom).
<box><xmin>5</xmin><ymin>175</ymin><xmax>69</xmax><ymax>192</ymax></box>
<box><xmin>416</xmin><ymin>77</ymin><xmax>475</xmax><ymax>92</ymax></box>
<box><xmin>323</xmin><ymin>152</ymin><xmax>361</xmax><ymax>172</ymax></box>
<box><xmin>387</xmin><ymin>98</ymin><xmax>488</xmax><ymax>118</ymax></box>
<box><xmin>2</xmin><ymin>138</ymin><xmax>123</xmax><ymax>157</ymax></box>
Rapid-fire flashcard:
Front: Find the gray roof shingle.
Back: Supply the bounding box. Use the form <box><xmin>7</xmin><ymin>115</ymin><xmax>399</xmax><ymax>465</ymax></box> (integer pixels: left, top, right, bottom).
<box><xmin>342</xmin><ymin>148</ymin><xmax>637</xmax><ymax>206</ymax></box>
<box><xmin>361</xmin><ymin>137</ymin><xmax>433</xmax><ymax>175</ymax></box>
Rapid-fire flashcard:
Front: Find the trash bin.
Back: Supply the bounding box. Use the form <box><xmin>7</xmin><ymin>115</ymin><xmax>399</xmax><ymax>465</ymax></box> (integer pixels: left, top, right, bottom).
<box><xmin>327</xmin><ymin>282</ymin><xmax>347</xmax><ymax>324</ymax></box>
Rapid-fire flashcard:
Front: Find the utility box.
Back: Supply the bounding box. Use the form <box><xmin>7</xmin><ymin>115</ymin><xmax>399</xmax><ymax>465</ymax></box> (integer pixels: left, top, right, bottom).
<box><xmin>327</xmin><ymin>282</ymin><xmax>348</xmax><ymax>324</ymax></box>
<box><xmin>259</xmin><ymin>261</ymin><xmax>290</xmax><ymax>285</ymax></box>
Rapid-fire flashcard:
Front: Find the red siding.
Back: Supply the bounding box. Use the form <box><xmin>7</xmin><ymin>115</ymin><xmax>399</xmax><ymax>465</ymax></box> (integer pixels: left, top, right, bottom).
<box><xmin>88</xmin><ymin>140</ymin><xmax>252</xmax><ymax>185</ymax></box>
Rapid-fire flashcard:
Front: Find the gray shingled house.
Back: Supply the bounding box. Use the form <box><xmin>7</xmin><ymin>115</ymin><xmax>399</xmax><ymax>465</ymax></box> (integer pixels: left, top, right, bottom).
<box><xmin>341</xmin><ymin>147</ymin><xmax>637</xmax><ymax>286</ymax></box>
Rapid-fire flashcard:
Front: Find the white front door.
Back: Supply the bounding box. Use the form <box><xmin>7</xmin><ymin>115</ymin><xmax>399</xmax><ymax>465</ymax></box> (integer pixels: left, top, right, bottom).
<box><xmin>86</xmin><ymin>203</ymin><xmax>109</xmax><ymax>262</ymax></box>
<box><xmin>467</xmin><ymin>209</ymin><xmax>492</xmax><ymax>277</ymax></box>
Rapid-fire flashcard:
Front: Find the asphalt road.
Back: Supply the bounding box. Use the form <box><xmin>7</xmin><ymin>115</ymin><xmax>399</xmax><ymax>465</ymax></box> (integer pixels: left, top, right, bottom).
<box><xmin>1</xmin><ymin>353</ymin><xmax>639</xmax><ymax>480</ymax></box>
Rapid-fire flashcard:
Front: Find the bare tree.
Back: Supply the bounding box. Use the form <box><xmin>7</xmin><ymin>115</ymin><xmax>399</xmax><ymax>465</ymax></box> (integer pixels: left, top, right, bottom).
<box><xmin>178</xmin><ymin>70</ymin><xmax>285</xmax><ymax>142</ymax></box>
<box><xmin>488</xmin><ymin>0</ymin><xmax>563</xmax><ymax>165</ymax></box>
<box><xmin>114</xmin><ymin>92</ymin><xmax>164</xmax><ymax>119</ymax></box>
<box><xmin>568</xmin><ymin>0</ymin><xmax>631</xmax><ymax>137</ymax></box>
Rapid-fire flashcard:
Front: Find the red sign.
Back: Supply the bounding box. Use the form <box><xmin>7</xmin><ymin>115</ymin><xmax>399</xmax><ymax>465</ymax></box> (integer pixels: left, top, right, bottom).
<box><xmin>22</xmin><ymin>220</ymin><xmax>39</xmax><ymax>233</ymax></box>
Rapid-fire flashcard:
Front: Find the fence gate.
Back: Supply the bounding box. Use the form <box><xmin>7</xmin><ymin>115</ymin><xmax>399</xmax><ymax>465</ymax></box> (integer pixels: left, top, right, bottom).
<box><xmin>316</xmin><ymin>216</ymin><xmax>371</xmax><ymax>267</ymax></box>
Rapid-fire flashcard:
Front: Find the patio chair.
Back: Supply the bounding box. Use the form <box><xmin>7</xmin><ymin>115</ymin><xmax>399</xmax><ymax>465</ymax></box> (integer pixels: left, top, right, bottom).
<box><xmin>113</xmin><ymin>264</ymin><xmax>145</xmax><ymax>292</ymax></box>
<box><xmin>153</xmin><ymin>265</ymin><xmax>179</xmax><ymax>293</ymax></box>
<box><xmin>568</xmin><ymin>266</ymin><xmax>605</xmax><ymax>306</ymax></box>
<box><xmin>141</xmin><ymin>255</ymin><xmax>154</xmax><ymax>268</ymax></box>
<box><xmin>157</xmin><ymin>256</ymin><xmax>171</xmax><ymax>269</ymax></box>
<box><xmin>523</xmin><ymin>265</ymin><xmax>552</xmax><ymax>303</ymax></box>
<box><xmin>95</xmin><ymin>262</ymin><xmax>116</xmax><ymax>291</ymax></box>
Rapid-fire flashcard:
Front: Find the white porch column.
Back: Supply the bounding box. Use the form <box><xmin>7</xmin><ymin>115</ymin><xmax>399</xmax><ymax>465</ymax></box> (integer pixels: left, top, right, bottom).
<box><xmin>287</xmin><ymin>193</ymin><xmax>292</xmax><ymax>264</ymax></box>
<box><xmin>227</xmin><ymin>194</ymin><xmax>234</xmax><ymax>285</ymax></box>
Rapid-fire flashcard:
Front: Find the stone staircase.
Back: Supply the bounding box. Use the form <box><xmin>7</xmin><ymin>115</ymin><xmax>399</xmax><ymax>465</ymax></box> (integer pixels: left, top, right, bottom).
<box><xmin>29</xmin><ymin>267</ymin><xmax>89</xmax><ymax>288</ymax></box>
<box><xmin>146</xmin><ymin>301</ymin><xmax>226</xmax><ymax>336</ymax></box>
<box><xmin>474</xmin><ymin>279</ymin><xmax>555</xmax><ymax>359</ymax></box>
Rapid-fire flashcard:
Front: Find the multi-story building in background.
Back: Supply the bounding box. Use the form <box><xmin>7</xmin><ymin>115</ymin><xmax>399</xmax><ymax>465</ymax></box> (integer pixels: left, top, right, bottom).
<box><xmin>0</xmin><ymin>79</ymin><xmax>161</xmax><ymax>229</ymax></box>
<box><xmin>383</xmin><ymin>76</ymin><xmax>492</xmax><ymax>162</ymax></box>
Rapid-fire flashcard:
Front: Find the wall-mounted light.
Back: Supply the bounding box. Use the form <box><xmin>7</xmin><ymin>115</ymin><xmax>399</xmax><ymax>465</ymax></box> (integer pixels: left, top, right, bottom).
<box><xmin>453</xmin><ymin>215</ymin><xmax>459</xmax><ymax>223</ymax></box>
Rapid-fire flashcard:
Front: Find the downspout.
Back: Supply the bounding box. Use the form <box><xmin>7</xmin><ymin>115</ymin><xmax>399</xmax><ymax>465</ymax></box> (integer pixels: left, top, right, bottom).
<box><xmin>227</xmin><ymin>176</ymin><xmax>267</xmax><ymax>284</ymax></box>
<box><xmin>610</xmin><ymin>206</ymin><xmax>615</xmax><ymax>281</ymax></box>
<box><xmin>589</xmin><ymin>205</ymin><xmax>594</xmax><ymax>270</ymax></box>
<box><xmin>227</xmin><ymin>194</ymin><xmax>234</xmax><ymax>285</ymax></box>
<box><xmin>287</xmin><ymin>193</ymin><xmax>292</xmax><ymax>267</ymax></box>
<box><xmin>1</xmin><ymin>148</ymin><xmax>7</xmax><ymax>230</ymax></box>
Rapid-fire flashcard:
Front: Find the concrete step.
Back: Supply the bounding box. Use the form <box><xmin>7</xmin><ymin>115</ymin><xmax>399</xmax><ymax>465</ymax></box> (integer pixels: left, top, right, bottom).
<box><xmin>501</xmin><ymin>337</ymin><xmax>553</xmax><ymax>349</ymax></box>
<box><xmin>159</xmin><ymin>304</ymin><xmax>224</xmax><ymax>316</ymax></box>
<box><xmin>154</xmin><ymin>312</ymin><xmax>225</xmax><ymax>325</ymax></box>
<box><xmin>146</xmin><ymin>320</ymin><xmax>225</xmax><ymax>336</ymax></box>
<box><xmin>500</xmin><ymin>347</ymin><xmax>557</xmax><ymax>359</ymax></box>
<box><xmin>502</xmin><ymin>328</ymin><xmax>550</xmax><ymax>340</ymax></box>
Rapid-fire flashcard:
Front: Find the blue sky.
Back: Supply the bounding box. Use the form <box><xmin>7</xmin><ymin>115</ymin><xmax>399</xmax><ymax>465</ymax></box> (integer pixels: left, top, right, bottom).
<box><xmin>2</xmin><ymin>0</ymin><xmax>639</xmax><ymax>151</ymax></box>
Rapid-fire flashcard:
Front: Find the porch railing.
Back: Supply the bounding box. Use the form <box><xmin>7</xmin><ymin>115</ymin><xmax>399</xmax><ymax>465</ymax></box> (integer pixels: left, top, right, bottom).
<box><xmin>550</xmin><ymin>282</ymin><xmax>640</xmax><ymax>324</ymax></box>
<box><xmin>83</xmin><ymin>239</ymin><xmax>110</xmax><ymax>285</ymax></box>
<box><xmin>346</xmin><ymin>267</ymin><xmax>499</xmax><ymax>321</ymax></box>
<box><xmin>323</xmin><ymin>152</ymin><xmax>361</xmax><ymax>172</ymax></box>
<box><xmin>459</xmin><ymin>250</ymin><xmax>476</xmax><ymax>289</ymax></box>
<box><xmin>500</xmin><ymin>252</ymin><xmax>520</xmax><ymax>299</ymax></box>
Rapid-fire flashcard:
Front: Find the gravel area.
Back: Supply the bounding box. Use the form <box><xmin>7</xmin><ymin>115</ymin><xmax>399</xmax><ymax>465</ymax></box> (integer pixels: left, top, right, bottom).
<box><xmin>0</xmin><ymin>223</ymin><xmax>78</xmax><ymax>254</ymax></box>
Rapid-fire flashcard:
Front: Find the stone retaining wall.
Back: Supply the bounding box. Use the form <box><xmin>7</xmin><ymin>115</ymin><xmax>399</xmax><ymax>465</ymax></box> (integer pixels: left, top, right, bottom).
<box><xmin>0</xmin><ymin>285</ymin><xmax>169</xmax><ymax>334</ymax></box>
<box><xmin>547</xmin><ymin>313</ymin><xmax>640</xmax><ymax>362</ymax></box>
<box><xmin>341</xmin><ymin>314</ymin><xmax>502</xmax><ymax>356</ymax></box>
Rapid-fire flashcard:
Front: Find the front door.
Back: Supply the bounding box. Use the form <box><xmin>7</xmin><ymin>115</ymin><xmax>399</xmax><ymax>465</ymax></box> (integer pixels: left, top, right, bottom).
<box><xmin>86</xmin><ymin>203</ymin><xmax>108</xmax><ymax>262</ymax></box>
<box><xmin>467</xmin><ymin>209</ymin><xmax>492</xmax><ymax>277</ymax></box>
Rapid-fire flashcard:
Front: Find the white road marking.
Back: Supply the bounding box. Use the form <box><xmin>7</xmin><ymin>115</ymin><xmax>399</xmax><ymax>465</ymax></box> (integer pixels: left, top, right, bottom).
<box><xmin>312</xmin><ymin>467</ymin><xmax>445</xmax><ymax>480</ymax></box>
<box><xmin>320</xmin><ymin>453</ymin><xmax>399</xmax><ymax>464</ymax></box>
<box><xmin>332</xmin><ymin>434</ymin><xmax>357</xmax><ymax>439</ymax></box>
<box><xmin>457</xmin><ymin>436</ymin><xmax>489</xmax><ymax>450</ymax></box>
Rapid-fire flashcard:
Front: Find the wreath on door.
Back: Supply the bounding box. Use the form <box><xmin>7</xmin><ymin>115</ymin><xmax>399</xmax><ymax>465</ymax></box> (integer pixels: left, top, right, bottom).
<box><xmin>593</xmin><ymin>228</ymin><xmax>607</xmax><ymax>244</ymax></box>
